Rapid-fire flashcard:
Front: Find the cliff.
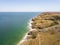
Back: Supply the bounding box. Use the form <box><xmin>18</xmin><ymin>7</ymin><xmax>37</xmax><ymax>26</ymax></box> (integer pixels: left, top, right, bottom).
<box><xmin>20</xmin><ymin>12</ymin><xmax>60</xmax><ymax>45</ymax></box>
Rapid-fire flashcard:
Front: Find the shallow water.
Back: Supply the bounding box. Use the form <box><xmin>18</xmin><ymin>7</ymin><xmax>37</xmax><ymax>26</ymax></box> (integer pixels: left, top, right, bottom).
<box><xmin>0</xmin><ymin>12</ymin><xmax>40</xmax><ymax>45</ymax></box>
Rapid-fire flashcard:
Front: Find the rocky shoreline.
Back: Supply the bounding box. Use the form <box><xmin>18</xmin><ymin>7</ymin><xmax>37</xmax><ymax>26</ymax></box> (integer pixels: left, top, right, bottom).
<box><xmin>18</xmin><ymin>12</ymin><xmax>60</xmax><ymax>45</ymax></box>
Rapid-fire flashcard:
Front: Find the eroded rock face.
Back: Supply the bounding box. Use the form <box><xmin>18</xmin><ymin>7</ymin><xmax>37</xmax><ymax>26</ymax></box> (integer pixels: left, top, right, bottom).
<box><xmin>21</xmin><ymin>12</ymin><xmax>60</xmax><ymax>45</ymax></box>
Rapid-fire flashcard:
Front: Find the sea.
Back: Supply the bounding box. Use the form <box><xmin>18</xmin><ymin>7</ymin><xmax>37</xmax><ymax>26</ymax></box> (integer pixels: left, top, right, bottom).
<box><xmin>0</xmin><ymin>12</ymin><xmax>40</xmax><ymax>45</ymax></box>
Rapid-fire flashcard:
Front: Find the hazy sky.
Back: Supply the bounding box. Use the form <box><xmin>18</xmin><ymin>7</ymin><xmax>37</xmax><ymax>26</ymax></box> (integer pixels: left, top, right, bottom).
<box><xmin>0</xmin><ymin>0</ymin><xmax>60</xmax><ymax>12</ymax></box>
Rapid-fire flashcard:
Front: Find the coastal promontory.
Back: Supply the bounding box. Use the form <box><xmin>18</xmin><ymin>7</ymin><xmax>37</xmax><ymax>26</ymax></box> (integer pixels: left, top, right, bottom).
<box><xmin>20</xmin><ymin>12</ymin><xmax>60</xmax><ymax>45</ymax></box>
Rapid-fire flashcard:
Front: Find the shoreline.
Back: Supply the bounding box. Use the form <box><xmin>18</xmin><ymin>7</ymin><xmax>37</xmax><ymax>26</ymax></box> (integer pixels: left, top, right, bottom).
<box><xmin>17</xmin><ymin>14</ymin><xmax>38</xmax><ymax>45</ymax></box>
<box><xmin>17</xmin><ymin>19</ymin><xmax>33</xmax><ymax>45</ymax></box>
<box><xmin>17</xmin><ymin>12</ymin><xmax>60</xmax><ymax>45</ymax></box>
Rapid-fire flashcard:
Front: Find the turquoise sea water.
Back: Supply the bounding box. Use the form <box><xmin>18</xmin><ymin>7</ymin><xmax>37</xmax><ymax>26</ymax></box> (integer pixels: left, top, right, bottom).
<box><xmin>0</xmin><ymin>12</ymin><xmax>39</xmax><ymax>45</ymax></box>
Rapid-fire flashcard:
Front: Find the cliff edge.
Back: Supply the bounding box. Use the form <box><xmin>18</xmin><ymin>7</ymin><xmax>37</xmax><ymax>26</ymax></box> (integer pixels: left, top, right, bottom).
<box><xmin>20</xmin><ymin>12</ymin><xmax>60</xmax><ymax>45</ymax></box>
